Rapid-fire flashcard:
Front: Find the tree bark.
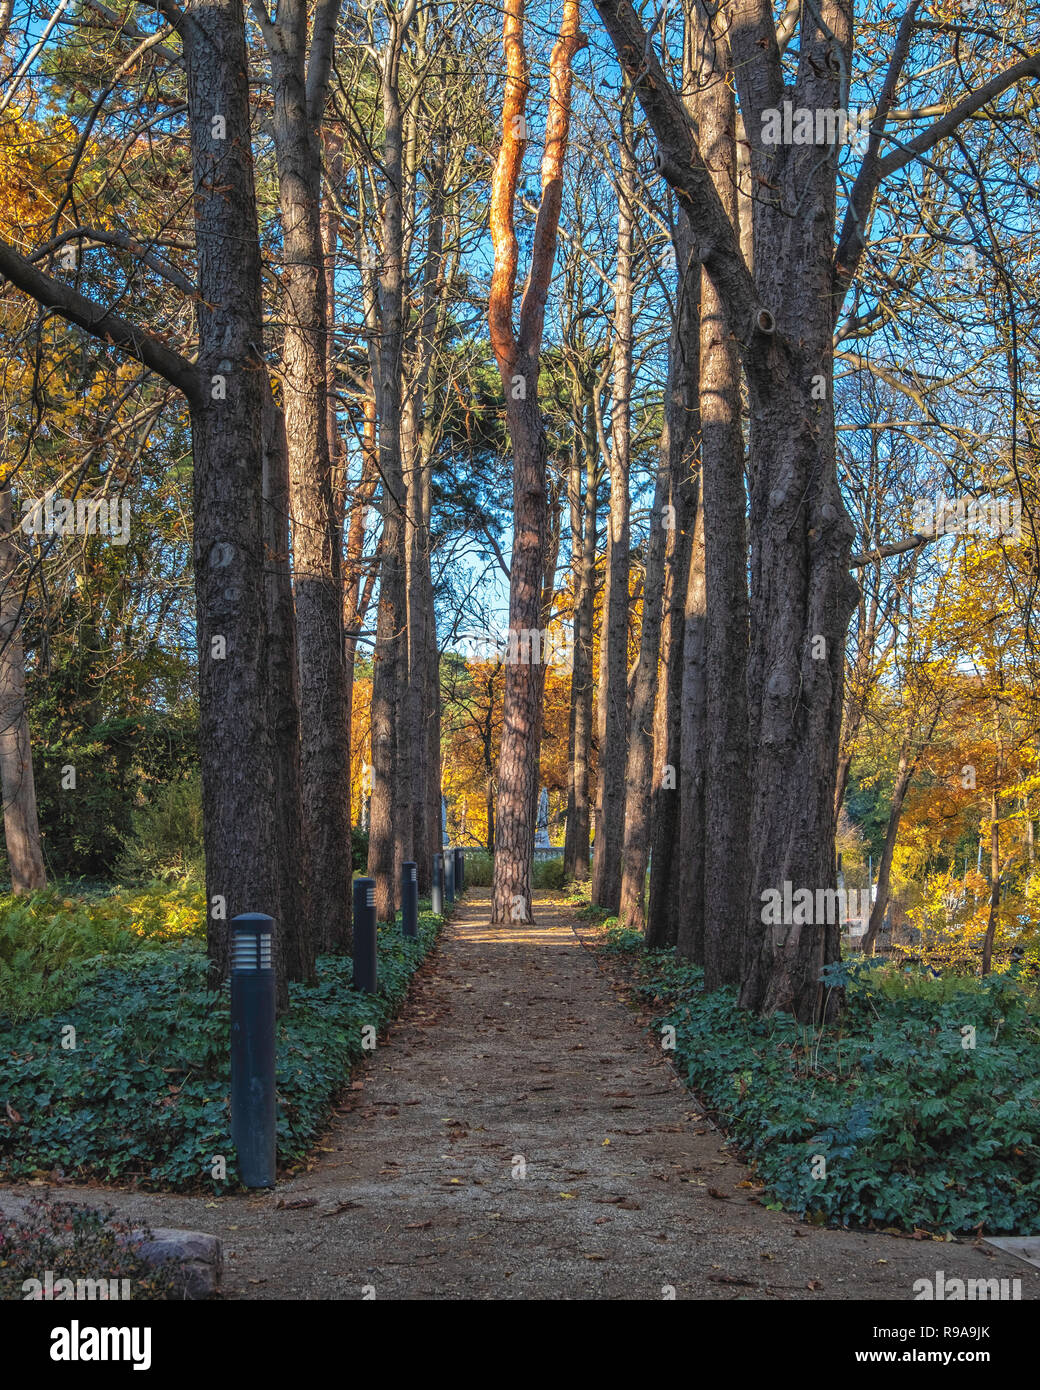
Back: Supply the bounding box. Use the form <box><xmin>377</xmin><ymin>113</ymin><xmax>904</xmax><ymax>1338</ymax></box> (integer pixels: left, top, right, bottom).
<box><xmin>617</xmin><ymin>408</ymin><xmax>670</xmax><ymax>930</ymax></box>
<box><xmin>488</xmin><ymin>0</ymin><xmax>585</xmax><ymax>924</ymax></box>
<box><xmin>368</xmin><ymin>8</ymin><xmax>415</xmax><ymax>922</ymax></box>
<box><xmin>563</xmin><ymin>396</ymin><xmax>596</xmax><ymax>883</ymax></box>
<box><xmin>591</xmin><ymin>79</ymin><xmax>634</xmax><ymax>914</ymax></box>
<box><xmin>697</xmin><ymin>13</ymin><xmax>750</xmax><ymax>990</ymax></box>
<box><xmin>184</xmin><ymin>0</ymin><xmax>280</xmax><ymax>988</ymax></box>
<box><xmin>260</xmin><ymin>385</ymin><xmax>313</xmax><ymax>989</ymax></box>
<box><xmin>861</xmin><ymin>745</ymin><xmax>913</xmax><ymax>956</ymax></box>
<box><xmin>675</xmin><ymin>497</ymin><xmax>707</xmax><ymax>963</ymax></box>
<box><xmin>268</xmin><ymin>0</ymin><xmax>352</xmax><ymax>952</ymax></box>
<box><xmin>0</xmin><ymin>486</ymin><xmax>46</xmax><ymax>894</ymax></box>
<box><xmin>645</xmin><ymin>229</ymin><xmax>699</xmax><ymax>949</ymax></box>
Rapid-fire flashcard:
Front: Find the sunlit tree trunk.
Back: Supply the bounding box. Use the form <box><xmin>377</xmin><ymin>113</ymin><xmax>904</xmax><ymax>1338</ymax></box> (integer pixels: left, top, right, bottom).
<box><xmin>489</xmin><ymin>0</ymin><xmax>585</xmax><ymax>924</ymax></box>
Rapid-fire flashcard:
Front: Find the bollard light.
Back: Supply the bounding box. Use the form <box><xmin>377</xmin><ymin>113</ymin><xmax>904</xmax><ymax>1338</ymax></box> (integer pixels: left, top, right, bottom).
<box><xmin>353</xmin><ymin>877</ymin><xmax>378</xmax><ymax>993</ymax></box>
<box><xmin>401</xmin><ymin>860</ymin><xmax>418</xmax><ymax>938</ymax></box>
<box><xmin>444</xmin><ymin>846</ymin><xmax>455</xmax><ymax>904</ymax></box>
<box><xmin>431</xmin><ymin>853</ymin><xmax>443</xmax><ymax>915</ymax></box>
<box><xmin>230</xmin><ymin>913</ymin><xmax>276</xmax><ymax>1189</ymax></box>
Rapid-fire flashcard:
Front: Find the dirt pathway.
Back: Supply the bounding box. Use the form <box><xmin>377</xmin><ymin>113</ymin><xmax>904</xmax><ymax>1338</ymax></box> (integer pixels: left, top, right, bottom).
<box><xmin>6</xmin><ymin>890</ymin><xmax>1037</xmax><ymax>1300</ymax></box>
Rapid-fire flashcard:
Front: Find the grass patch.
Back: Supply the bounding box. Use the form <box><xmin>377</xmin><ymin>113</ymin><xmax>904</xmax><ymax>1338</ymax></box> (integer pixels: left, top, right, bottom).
<box><xmin>601</xmin><ymin>926</ymin><xmax>1040</xmax><ymax>1235</ymax></box>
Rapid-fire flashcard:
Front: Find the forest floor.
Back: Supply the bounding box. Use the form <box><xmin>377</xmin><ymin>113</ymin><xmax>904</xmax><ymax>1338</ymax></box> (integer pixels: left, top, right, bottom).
<box><xmin>4</xmin><ymin>888</ymin><xmax>1038</xmax><ymax>1300</ymax></box>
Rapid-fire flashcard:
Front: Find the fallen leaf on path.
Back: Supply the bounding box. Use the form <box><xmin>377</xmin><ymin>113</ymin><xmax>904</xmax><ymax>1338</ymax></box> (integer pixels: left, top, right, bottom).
<box><xmin>276</xmin><ymin>1197</ymin><xmax>318</xmax><ymax>1209</ymax></box>
<box><xmin>404</xmin><ymin>1221</ymin><xmax>432</xmax><ymax>1230</ymax></box>
<box><xmin>707</xmin><ymin>1188</ymin><xmax>729</xmax><ymax>1200</ymax></box>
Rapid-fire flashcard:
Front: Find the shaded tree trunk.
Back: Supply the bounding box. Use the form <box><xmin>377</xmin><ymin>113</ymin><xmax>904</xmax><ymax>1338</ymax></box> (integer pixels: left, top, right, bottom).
<box><xmin>260</xmin><ymin>386</ymin><xmax>313</xmax><ymax>991</ymax></box>
<box><xmin>591</xmin><ymin>80</ymin><xmax>635</xmax><ymax>914</ymax></box>
<box><xmin>617</xmin><ymin>409</ymin><xmax>670</xmax><ymax>930</ymax></box>
<box><xmin>697</xmin><ymin>16</ymin><xmax>750</xmax><ymax>990</ymax></box>
<box><xmin>268</xmin><ymin>0</ymin><xmax>352</xmax><ymax>952</ymax></box>
<box><xmin>675</xmin><ymin>498</ymin><xmax>707</xmax><ymax>963</ymax></box>
<box><xmin>368</xmin><ymin>9</ymin><xmax>415</xmax><ymax>922</ymax></box>
<box><xmin>0</xmin><ymin>486</ymin><xmax>46</xmax><ymax>894</ymax></box>
<box><xmin>185</xmin><ymin>0</ymin><xmax>280</xmax><ymax>988</ymax></box>
<box><xmin>564</xmin><ymin>398</ymin><xmax>596</xmax><ymax>883</ymax></box>
<box><xmin>645</xmin><ymin>231</ymin><xmax>699</xmax><ymax>949</ymax></box>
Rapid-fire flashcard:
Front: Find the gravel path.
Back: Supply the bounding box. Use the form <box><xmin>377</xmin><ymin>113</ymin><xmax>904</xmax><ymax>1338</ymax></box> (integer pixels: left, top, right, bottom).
<box><xmin>5</xmin><ymin>888</ymin><xmax>1037</xmax><ymax>1300</ymax></box>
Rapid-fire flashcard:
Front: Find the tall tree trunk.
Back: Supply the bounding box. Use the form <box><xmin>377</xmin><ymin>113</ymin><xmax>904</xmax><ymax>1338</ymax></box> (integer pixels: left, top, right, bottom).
<box><xmin>564</xmin><ymin>400</ymin><xmax>596</xmax><ymax>883</ymax></box>
<box><xmin>261</xmin><ymin>385</ymin><xmax>313</xmax><ymax>991</ymax></box>
<box><xmin>675</xmin><ymin>498</ymin><xmax>707</xmax><ymax>963</ymax></box>
<box><xmin>982</xmin><ymin>788</ymin><xmax>1000</xmax><ymax>976</ymax></box>
<box><xmin>368</xmin><ymin>10</ymin><xmax>414</xmax><ymax>922</ymax></box>
<box><xmin>489</xmin><ymin>0</ymin><xmax>585</xmax><ymax>924</ymax></box>
<box><xmin>617</xmin><ymin>408</ymin><xmax>670</xmax><ymax>930</ymax></box>
<box><xmin>591</xmin><ymin>80</ymin><xmax>635</xmax><ymax>913</ymax></box>
<box><xmin>403</xmin><ymin>138</ymin><xmax>445</xmax><ymax>893</ymax></box>
<box><xmin>0</xmin><ymin>486</ymin><xmax>46</xmax><ymax>893</ymax></box>
<box><xmin>645</xmin><ymin>231</ymin><xmax>699</xmax><ymax>948</ymax></box>
<box><xmin>698</xmin><ymin>16</ymin><xmax>750</xmax><ymax>990</ymax></box>
<box><xmin>268</xmin><ymin>2</ymin><xmax>352</xmax><ymax>952</ymax></box>
<box><xmin>185</xmin><ymin>0</ymin><xmax>280</xmax><ymax>989</ymax></box>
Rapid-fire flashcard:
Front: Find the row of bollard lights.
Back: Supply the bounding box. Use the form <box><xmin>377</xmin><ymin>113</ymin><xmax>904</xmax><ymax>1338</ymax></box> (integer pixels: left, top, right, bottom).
<box><xmin>230</xmin><ymin>848</ymin><xmax>467</xmax><ymax>1188</ymax></box>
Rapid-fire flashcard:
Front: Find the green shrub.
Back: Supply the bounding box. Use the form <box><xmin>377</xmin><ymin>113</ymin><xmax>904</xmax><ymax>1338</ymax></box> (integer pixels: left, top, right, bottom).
<box><xmin>0</xmin><ymin>1197</ymin><xmax>178</xmax><ymax>1301</ymax></box>
<box><xmin>607</xmin><ymin>939</ymin><xmax>1040</xmax><ymax>1235</ymax></box>
<box><xmin>117</xmin><ymin>773</ymin><xmax>204</xmax><ymax>886</ymax></box>
<box><xmin>0</xmin><ymin>910</ymin><xmax>441</xmax><ymax>1191</ymax></box>
<box><xmin>351</xmin><ymin>826</ymin><xmax>369</xmax><ymax>873</ymax></box>
<box><xmin>0</xmin><ymin>884</ymin><xmax>205</xmax><ymax>1021</ymax></box>
<box><xmin>462</xmin><ymin>851</ymin><xmax>493</xmax><ymax>886</ymax></box>
<box><xmin>532</xmin><ymin>857</ymin><xmax>565</xmax><ymax>889</ymax></box>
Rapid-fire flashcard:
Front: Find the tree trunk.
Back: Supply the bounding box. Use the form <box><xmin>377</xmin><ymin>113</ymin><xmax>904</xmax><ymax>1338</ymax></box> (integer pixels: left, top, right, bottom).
<box><xmin>491</xmin><ymin>382</ymin><xmax>548</xmax><ymax>923</ymax></box>
<box><xmin>488</xmin><ymin>0</ymin><xmax>585</xmax><ymax>924</ymax></box>
<box><xmin>591</xmin><ymin>81</ymin><xmax>635</xmax><ymax>913</ymax></box>
<box><xmin>564</xmin><ymin>400</ymin><xmax>596</xmax><ymax>883</ymax></box>
<box><xmin>0</xmin><ymin>486</ymin><xmax>46</xmax><ymax>893</ymax></box>
<box><xmin>617</xmin><ymin>406</ymin><xmax>670</xmax><ymax>930</ymax></box>
<box><xmin>982</xmin><ymin>790</ymin><xmax>1000</xmax><ymax>976</ymax></box>
<box><xmin>269</xmin><ymin>12</ymin><xmax>352</xmax><ymax>952</ymax></box>
<box><xmin>645</xmin><ymin>231</ymin><xmax>699</xmax><ymax>948</ymax></box>
<box><xmin>368</xmin><ymin>14</ymin><xmax>414</xmax><ymax>922</ymax></box>
<box><xmin>260</xmin><ymin>386</ymin><xmax>314</xmax><ymax>990</ymax></box>
<box><xmin>861</xmin><ymin>746</ymin><xmax>913</xmax><ymax>956</ymax></box>
<box><xmin>675</xmin><ymin>498</ymin><xmax>707</xmax><ymax>963</ymax></box>
<box><xmin>698</xmin><ymin>22</ymin><xmax>750</xmax><ymax>989</ymax></box>
<box><xmin>184</xmin><ymin>0</ymin><xmax>280</xmax><ymax>988</ymax></box>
